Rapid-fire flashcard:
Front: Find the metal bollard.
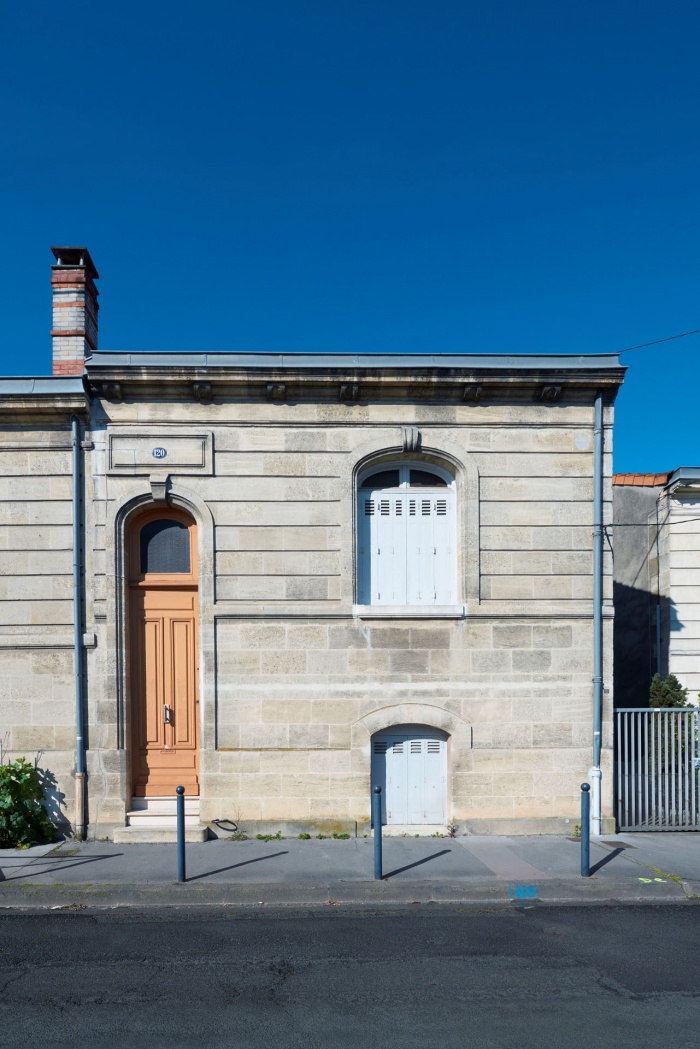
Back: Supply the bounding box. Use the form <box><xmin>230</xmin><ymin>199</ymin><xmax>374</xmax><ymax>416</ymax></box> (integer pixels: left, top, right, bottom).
<box><xmin>580</xmin><ymin>782</ymin><xmax>590</xmax><ymax>878</ymax></box>
<box><xmin>372</xmin><ymin>786</ymin><xmax>383</xmax><ymax>880</ymax></box>
<box><xmin>176</xmin><ymin>785</ymin><xmax>186</xmax><ymax>883</ymax></box>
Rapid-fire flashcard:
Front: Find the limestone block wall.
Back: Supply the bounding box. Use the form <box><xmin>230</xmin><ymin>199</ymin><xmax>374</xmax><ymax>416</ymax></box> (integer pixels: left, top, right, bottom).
<box><xmin>0</xmin><ymin>424</ymin><xmax>81</xmax><ymax>833</ymax></box>
<box><xmin>83</xmin><ymin>392</ymin><xmax>615</xmax><ymax>834</ymax></box>
<box><xmin>209</xmin><ymin>615</ymin><xmax>608</xmax><ymax>831</ymax></box>
<box><xmin>663</xmin><ymin>489</ymin><xmax>700</xmax><ymax>696</ymax></box>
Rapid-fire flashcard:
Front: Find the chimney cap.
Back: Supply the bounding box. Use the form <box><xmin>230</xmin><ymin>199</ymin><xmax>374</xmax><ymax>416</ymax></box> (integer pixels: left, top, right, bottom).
<box><xmin>50</xmin><ymin>246</ymin><xmax>99</xmax><ymax>279</ymax></box>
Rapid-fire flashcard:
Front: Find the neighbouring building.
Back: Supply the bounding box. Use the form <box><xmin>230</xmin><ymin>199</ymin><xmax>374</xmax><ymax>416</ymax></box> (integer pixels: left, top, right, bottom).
<box><xmin>613</xmin><ymin>469</ymin><xmax>700</xmax><ymax>706</ymax></box>
<box><xmin>0</xmin><ymin>248</ymin><xmax>626</xmax><ymax>840</ymax></box>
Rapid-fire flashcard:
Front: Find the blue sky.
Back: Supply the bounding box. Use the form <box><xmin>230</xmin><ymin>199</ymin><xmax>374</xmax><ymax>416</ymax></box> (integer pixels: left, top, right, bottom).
<box><xmin>0</xmin><ymin>2</ymin><xmax>698</xmax><ymax>471</ymax></box>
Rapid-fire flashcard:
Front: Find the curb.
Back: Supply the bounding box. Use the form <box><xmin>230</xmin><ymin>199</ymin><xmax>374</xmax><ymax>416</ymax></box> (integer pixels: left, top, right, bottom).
<box><xmin>0</xmin><ymin>876</ymin><xmax>695</xmax><ymax>911</ymax></box>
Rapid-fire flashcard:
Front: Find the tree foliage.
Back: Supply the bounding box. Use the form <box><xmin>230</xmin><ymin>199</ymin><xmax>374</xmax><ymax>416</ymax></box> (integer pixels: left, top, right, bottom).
<box><xmin>649</xmin><ymin>673</ymin><xmax>689</xmax><ymax>709</ymax></box>
<box><xmin>0</xmin><ymin>758</ymin><xmax>55</xmax><ymax>848</ymax></box>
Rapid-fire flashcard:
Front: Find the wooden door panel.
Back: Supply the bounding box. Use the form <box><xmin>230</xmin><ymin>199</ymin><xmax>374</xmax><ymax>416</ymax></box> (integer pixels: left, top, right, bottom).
<box><xmin>171</xmin><ymin>618</ymin><xmax>196</xmax><ymax>749</ymax></box>
<box><xmin>143</xmin><ymin>617</ymin><xmax>165</xmax><ymax>748</ymax></box>
<box><xmin>131</xmin><ymin>587</ymin><xmax>199</xmax><ymax>797</ymax></box>
<box><xmin>141</xmin><ymin>591</ymin><xmax>197</xmax><ymax>611</ymax></box>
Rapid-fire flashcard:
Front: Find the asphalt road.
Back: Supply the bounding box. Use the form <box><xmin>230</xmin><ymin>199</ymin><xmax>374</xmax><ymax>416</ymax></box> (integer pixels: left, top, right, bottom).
<box><xmin>1</xmin><ymin>904</ymin><xmax>698</xmax><ymax>1048</ymax></box>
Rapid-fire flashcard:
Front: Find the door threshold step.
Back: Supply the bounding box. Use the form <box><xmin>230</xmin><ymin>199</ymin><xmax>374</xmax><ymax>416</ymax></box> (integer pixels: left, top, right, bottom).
<box><xmin>381</xmin><ymin>824</ymin><xmax>449</xmax><ymax>836</ymax></box>
<box><xmin>125</xmin><ymin>814</ymin><xmax>203</xmax><ymax>827</ymax></box>
<box><xmin>113</xmin><ymin>825</ymin><xmax>209</xmax><ymax>844</ymax></box>
<box><xmin>130</xmin><ymin>798</ymin><xmax>200</xmax><ymax>814</ymax></box>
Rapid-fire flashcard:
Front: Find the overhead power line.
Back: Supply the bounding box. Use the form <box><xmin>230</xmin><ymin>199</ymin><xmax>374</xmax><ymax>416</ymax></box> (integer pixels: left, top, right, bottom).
<box><xmin>618</xmin><ymin>328</ymin><xmax>700</xmax><ymax>354</ymax></box>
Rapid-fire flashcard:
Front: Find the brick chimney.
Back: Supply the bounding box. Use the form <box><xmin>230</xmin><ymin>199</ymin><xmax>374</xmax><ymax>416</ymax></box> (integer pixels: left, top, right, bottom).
<box><xmin>50</xmin><ymin>246</ymin><xmax>99</xmax><ymax>375</ymax></box>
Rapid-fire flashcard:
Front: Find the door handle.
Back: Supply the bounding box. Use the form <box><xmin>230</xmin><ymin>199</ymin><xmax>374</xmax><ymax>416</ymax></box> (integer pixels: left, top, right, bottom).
<box><xmin>164</xmin><ymin>704</ymin><xmax>173</xmax><ymax>725</ymax></box>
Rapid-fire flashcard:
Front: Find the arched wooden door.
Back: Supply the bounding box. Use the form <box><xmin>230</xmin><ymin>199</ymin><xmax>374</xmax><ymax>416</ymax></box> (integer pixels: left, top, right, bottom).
<box><xmin>129</xmin><ymin>509</ymin><xmax>199</xmax><ymax>797</ymax></box>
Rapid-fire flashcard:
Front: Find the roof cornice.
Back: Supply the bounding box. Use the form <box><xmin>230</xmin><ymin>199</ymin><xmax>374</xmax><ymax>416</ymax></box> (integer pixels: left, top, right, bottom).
<box><xmin>85</xmin><ymin>352</ymin><xmax>625</xmax><ymax>403</ymax></box>
<box><xmin>0</xmin><ymin>377</ymin><xmax>89</xmax><ymax>417</ymax></box>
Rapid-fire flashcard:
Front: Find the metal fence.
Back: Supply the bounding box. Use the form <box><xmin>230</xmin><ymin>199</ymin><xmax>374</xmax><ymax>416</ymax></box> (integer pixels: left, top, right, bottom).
<box><xmin>615</xmin><ymin>708</ymin><xmax>700</xmax><ymax>831</ymax></box>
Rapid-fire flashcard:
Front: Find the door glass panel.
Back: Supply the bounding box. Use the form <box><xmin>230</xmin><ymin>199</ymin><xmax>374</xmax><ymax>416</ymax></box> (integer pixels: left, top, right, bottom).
<box><xmin>140</xmin><ymin>519</ymin><xmax>191</xmax><ymax>574</ymax></box>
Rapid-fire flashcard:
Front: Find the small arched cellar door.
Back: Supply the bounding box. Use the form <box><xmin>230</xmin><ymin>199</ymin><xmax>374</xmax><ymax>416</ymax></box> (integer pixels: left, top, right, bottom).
<box><xmin>129</xmin><ymin>509</ymin><xmax>199</xmax><ymax>797</ymax></box>
<box><xmin>371</xmin><ymin>724</ymin><xmax>447</xmax><ymax>825</ymax></box>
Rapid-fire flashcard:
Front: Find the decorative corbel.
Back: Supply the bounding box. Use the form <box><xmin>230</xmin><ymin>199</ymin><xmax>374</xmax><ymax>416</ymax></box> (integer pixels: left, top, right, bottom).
<box><xmin>462</xmin><ymin>383</ymin><xmax>483</xmax><ymax>402</ymax></box>
<box><xmin>267</xmin><ymin>383</ymin><xmax>286</xmax><ymax>402</ymax></box>
<box><xmin>401</xmin><ymin>426</ymin><xmax>421</xmax><ymax>453</ymax></box>
<box><xmin>539</xmin><ymin>385</ymin><xmax>562</xmax><ymax>402</ymax></box>
<box><xmin>339</xmin><ymin>383</ymin><xmax>359</xmax><ymax>402</ymax></box>
<box><xmin>150</xmin><ymin>473</ymin><xmax>170</xmax><ymax>503</ymax></box>
<box><xmin>103</xmin><ymin>382</ymin><xmax>122</xmax><ymax>402</ymax></box>
<box><xmin>193</xmin><ymin>382</ymin><xmax>212</xmax><ymax>403</ymax></box>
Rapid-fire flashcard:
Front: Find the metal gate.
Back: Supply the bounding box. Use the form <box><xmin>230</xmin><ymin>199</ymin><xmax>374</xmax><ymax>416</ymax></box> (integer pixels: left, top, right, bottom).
<box><xmin>616</xmin><ymin>708</ymin><xmax>700</xmax><ymax>831</ymax></box>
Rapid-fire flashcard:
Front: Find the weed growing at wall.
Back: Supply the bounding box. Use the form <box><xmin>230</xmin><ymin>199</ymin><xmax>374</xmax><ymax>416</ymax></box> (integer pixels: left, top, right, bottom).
<box><xmin>0</xmin><ymin>758</ymin><xmax>55</xmax><ymax>848</ymax></box>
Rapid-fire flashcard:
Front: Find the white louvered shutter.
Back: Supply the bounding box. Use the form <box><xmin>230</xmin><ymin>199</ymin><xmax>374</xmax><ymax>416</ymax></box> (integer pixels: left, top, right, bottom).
<box><xmin>433</xmin><ymin>495</ymin><xmax>454</xmax><ymax>604</ymax></box>
<box><xmin>359</xmin><ymin>493</ymin><xmax>407</xmax><ymax>604</ymax></box>
<box><xmin>423</xmin><ymin>738</ymin><xmax>447</xmax><ymax>822</ymax></box>
<box><xmin>386</xmin><ymin>739</ymin><xmax>407</xmax><ymax>823</ymax></box>
<box><xmin>357</xmin><ymin>496</ymin><xmax>374</xmax><ymax>605</ymax></box>
<box><xmin>407</xmin><ymin>738</ymin><xmax>424</xmax><ymax>823</ymax></box>
<box><xmin>405</xmin><ymin>493</ymin><xmax>454</xmax><ymax>605</ymax></box>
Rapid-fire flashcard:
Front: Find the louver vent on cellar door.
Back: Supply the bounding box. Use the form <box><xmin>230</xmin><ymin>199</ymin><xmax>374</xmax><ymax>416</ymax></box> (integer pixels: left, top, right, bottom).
<box><xmin>373</xmin><ymin>741</ymin><xmax>388</xmax><ymax>754</ymax></box>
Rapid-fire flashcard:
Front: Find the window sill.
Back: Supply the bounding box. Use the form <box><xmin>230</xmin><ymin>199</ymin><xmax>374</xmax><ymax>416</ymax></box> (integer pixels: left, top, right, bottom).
<box><xmin>352</xmin><ymin>604</ymin><xmax>466</xmax><ymax>619</ymax></box>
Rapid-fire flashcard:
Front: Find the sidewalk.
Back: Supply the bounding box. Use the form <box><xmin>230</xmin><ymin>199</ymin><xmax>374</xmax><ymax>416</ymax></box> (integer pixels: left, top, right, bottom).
<box><xmin>0</xmin><ymin>832</ymin><xmax>698</xmax><ymax>910</ymax></box>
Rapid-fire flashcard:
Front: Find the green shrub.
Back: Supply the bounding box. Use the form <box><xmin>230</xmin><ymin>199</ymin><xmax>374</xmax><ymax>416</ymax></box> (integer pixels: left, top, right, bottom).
<box><xmin>298</xmin><ymin>832</ymin><xmax>311</xmax><ymax>839</ymax></box>
<box><xmin>332</xmin><ymin>832</ymin><xmax>350</xmax><ymax>839</ymax></box>
<box><xmin>0</xmin><ymin>758</ymin><xmax>55</xmax><ymax>848</ymax></box>
<box><xmin>649</xmin><ymin>673</ymin><xmax>689</xmax><ymax>708</ymax></box>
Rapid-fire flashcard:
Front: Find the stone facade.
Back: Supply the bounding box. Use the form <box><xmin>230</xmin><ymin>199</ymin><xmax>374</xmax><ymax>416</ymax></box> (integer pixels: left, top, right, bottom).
<box><xmin>614</xmin><ymin>470</ymin><xmax>700</xmax><ymax>704</ymax></box>
<box><xmin>0</xmin><ymin>251</ymin><xmax>625</xmax><ymax>838</ymax></box>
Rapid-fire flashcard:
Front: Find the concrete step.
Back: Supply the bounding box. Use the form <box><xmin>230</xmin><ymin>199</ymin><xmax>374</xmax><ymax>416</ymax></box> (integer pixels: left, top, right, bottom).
<box><xmin>130</xmin><ymin>797</ymin><xmax>200</xmax><ymax>815</ymax></box>
<box><xmin>113</xmin><ymin>824</ymin><xmax>209</xmax><ymax>844</ymax></box>
<box><xmin>125</xmin><ymin>813</ymin><xmax>203</xmax><ymax>827</ymax></box>
<box><xmin>381</xmin><ymin>824</ymin><xmax>449</xmax><ymax>837</ymax></box>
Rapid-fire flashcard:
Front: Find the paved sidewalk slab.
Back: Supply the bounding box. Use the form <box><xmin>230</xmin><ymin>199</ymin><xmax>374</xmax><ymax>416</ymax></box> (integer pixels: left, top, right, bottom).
<box><xmin>0</xmin><ymin>833</ymin><xmax>697</xmax><ymax>910</ymax></box>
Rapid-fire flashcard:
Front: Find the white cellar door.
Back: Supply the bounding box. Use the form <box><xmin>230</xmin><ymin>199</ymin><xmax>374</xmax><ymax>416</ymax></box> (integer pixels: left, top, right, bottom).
<box><xmin>372</xmin><ymin>728</ymin><xmax>447</xmax><ymax>825</ymax></box>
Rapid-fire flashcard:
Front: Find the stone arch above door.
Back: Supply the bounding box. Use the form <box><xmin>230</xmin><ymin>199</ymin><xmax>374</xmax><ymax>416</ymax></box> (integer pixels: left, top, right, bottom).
<box><xmin>354</xmin><ymin>703</ymin><xmax>472</xmax><ymax>744</ymax></box>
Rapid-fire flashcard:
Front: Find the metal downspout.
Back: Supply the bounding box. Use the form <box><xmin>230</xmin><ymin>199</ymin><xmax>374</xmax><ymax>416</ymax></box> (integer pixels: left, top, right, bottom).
<box><xmin>71</xmin><ymin>415</ymin><xmax>86</xmax><ymax>840</ymax></box>
<box><xmin>589</xmin><ymin>390</ymin><xmax>604</xmax><ymax>835</ymax></box>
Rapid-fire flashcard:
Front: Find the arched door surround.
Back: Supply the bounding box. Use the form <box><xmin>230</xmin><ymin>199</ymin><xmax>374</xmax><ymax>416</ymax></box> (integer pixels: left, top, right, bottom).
<box><xmin>128</xmin><ymin>508</ymin><xmax>199</xmax><ymax>797</ymax></box>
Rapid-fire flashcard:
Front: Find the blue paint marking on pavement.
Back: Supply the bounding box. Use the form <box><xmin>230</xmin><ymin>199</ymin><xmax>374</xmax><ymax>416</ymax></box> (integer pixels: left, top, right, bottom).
<box><xmin>508</xmin><ymin>885</ymin><xmax>537</xmax><ymax>900</ymax></box>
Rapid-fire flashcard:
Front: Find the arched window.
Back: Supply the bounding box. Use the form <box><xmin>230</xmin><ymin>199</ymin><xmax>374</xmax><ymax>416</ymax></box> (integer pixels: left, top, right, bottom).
<box><xmin>357</xmin><ymin>463</ymin><xmax>456</xmax><ymax>606</ymax></box>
